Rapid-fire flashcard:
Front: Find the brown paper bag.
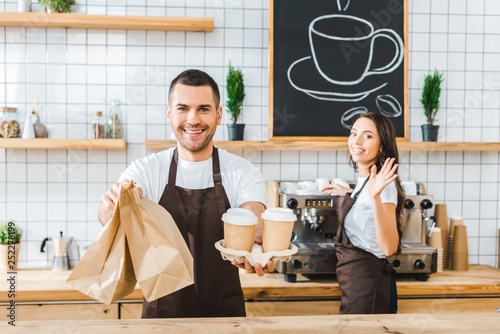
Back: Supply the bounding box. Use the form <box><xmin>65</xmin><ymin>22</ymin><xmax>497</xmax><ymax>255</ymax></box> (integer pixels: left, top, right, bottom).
<box><xmin>119</xmin><ymin>182</ymin><xmax>194</xmax><ymax>302</ymax></box>
<box><xmin>66</xmin><ymin>198</ymin><xmax>136</xmax><ymax>304</ymax></box>
<box><xmin>67</xmin><ymin>182</ymin><xmax>194</xmax><ymax>304</ymax></box>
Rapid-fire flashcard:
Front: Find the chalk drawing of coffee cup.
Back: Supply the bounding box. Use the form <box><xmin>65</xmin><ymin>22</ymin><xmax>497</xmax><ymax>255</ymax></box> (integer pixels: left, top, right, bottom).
<box><xmin>309</xmin><ymin>14</ymin><xmax>404</xmax><ymax>86</ymax></box>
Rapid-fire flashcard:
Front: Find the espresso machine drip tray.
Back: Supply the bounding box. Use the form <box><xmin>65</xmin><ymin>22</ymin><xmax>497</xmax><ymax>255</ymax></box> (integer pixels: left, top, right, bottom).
<box><xmin>387</xmin><ymin>243</ymin><xmax>437</xmax><ymax>280</ymax></box>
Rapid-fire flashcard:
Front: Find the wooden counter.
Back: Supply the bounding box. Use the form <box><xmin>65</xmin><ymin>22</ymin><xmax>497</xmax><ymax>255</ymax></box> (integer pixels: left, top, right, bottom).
<box><xmin>1</xmin><ymin>313</ymin><xmax>500</xmax><ymax>333</ymax></box>
<box><xmin>1</xmin><ymin>266</ymin><xmax>500</xmax><ymax>319</ymax></box>
<box><xmin>242</xmin><ymin>264</ymin><xmax>500</xmax><ymax>299</ymax></box>
<box><xmin>1</xmin><ymin>265</ymin><xmax>499</xmax><ymax>303</ymax></box>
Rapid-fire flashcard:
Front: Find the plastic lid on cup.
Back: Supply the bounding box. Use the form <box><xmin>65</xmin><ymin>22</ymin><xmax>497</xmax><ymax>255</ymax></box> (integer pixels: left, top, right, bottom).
<box><xmin>261</xmin><ymin>208</ymin><xmax>297</xmax><ymax>222</ymax></box>
<box><xmin>222</xmin><ymin>208</ymin><xmax>258</xmax><ymax>226</ymax></box>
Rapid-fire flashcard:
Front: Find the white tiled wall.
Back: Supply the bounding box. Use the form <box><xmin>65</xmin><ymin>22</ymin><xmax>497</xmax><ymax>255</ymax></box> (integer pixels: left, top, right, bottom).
<box><xmin>0</xmin><ymin>0</ymin><xmax>499</xmax><ymax>268</ymax></box>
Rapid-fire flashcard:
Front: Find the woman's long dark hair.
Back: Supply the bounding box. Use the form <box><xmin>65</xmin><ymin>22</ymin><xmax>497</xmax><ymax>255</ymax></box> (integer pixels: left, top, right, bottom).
<box><xmin>349</xmin><ymin>112</ymin><xmax>404</xmax><ymax>255</ymax></box>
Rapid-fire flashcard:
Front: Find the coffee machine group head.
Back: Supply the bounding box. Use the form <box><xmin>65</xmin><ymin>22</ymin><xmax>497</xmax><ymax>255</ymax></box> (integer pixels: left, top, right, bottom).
<box><xmin>402</xmin><ymin>197</ymin><xmax>436</xmax><ymax>244</ymax></box>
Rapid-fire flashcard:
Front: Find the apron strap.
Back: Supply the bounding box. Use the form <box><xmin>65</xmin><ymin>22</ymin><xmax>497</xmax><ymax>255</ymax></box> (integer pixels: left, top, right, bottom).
<box><xmin>167</xmin><ymin>148</ymin><xmax>193</xmax><ymax>251</ymax></box>
<box><xmin>212</xmin><ymin>147</ymin><xmax>227</xmax><ymax>224</ymax></box>
<box><xmin>352</xmin><ymin>176</ymin><xmax>371</xmax><ymax>199</ymax></box>
<box><xmin>169</xmin><ymin>147</ymin><xmax>179</xmax><ymax>186</ymax></box>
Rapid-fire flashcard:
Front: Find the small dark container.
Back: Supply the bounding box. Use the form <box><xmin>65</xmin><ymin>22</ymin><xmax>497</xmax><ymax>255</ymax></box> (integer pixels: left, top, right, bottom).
<box><xmin>227</xmin><ymin>123</ymin><xmax>245</xmax><ymax>141</ymax></box>
<box><xmin>421</xmin><ymin>125</ymin><xmax>439</xmax><ymax>142</ymax></box>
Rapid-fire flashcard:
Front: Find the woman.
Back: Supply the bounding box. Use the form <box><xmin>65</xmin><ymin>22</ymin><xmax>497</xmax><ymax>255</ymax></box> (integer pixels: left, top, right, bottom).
<box><xmin>322</xmin><ymin>112</ymin><xmax>405</xmax><ymax>314</ymax></box>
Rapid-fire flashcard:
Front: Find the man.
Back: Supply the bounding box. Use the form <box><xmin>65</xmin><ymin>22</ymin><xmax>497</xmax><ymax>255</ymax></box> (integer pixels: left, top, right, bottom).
<box><xmin>98</xmin><ymin>69</ymin><xmax>272</xmax><ymax>318</ymax></box>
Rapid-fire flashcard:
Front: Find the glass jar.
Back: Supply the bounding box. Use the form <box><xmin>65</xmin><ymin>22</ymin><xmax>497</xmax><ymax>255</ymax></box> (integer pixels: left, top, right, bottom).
<box><xmin>0</xmin><ymin>107</ymin><xmax>20</xmax><ymax>138</ymax></box>
<box><xmin>91</xmin><ymin>111</ymin><xmax>105</xmax><ymax>139</ymax></box>
<box><xmin>107</xmin><ymin>100</ymin><xmax>123</xmax><ymax>139</ymax></box>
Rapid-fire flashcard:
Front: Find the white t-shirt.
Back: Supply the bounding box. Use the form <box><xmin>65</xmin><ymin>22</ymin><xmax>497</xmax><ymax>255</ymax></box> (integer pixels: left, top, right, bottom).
<box><xmin>344</xmin><ymin>176</ymin><xmax>398</xmax><ymax>258</ymax></box>
<box><xmin>119</xmin><ymin>147</ymin><xmax>266</xmax><ymax>208</ymax></box>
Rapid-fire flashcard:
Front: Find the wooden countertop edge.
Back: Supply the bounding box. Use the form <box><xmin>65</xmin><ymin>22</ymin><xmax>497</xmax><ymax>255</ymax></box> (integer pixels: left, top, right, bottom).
<box><xmin>2</xmin><ymin>266</ymin><xmax>500</xmax><ymax>303</ymax></box>
<box><xmin>1</xmin><ymin>290</ymin><xmax>144</xmax><ymax>303</ymax></box>
<box><xmin>4</xmin><ymin>284</ymin><xmax>500</xmax><ymax>303</ymax></box>
<box><xmin>2</xmin><ymin>313</ymin><xmax>500</xmax><ymax>332</ymax></box>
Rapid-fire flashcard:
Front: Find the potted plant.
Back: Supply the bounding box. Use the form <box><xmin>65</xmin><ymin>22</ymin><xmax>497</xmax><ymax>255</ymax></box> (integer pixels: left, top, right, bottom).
<box><xmin>226</xmin><ymin>63</ymin><xmax>246</xmax><ymax>141</ymax></box>
<box><xmin>0</xmin><ymin>222</ymin><xmax>23</xmax><ymax>272</ymax></box>
<box><xmin>421</xmin><ymin>70</ymin><xmax>444</xmax><ymax>141</ymax></box>
<box><xmin>38</xmin><ymin>0</ymin><xmax>75</xmax><ymax>13</ymax></box>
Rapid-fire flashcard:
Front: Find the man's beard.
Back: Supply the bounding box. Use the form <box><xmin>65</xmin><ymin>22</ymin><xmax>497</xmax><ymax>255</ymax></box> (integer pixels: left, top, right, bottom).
<box><xmin>174</xmin><ymin>126</ymin><xmax>214</xmax><ymax>153</ymax></box>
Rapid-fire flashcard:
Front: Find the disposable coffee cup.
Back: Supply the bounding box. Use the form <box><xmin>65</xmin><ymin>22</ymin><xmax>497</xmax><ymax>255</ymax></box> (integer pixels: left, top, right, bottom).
<box><xmin>261</xmin><ymin>208</ymin><xmax>297</xmax><ymax>253</ymax></box>
<box><xmin>452</xmin><ymin>225</ymin><xmax>469</xmax><ymax>271</ymax></box>
<box><xmin>452</xmin><ymin>225</ymin><xmax>468</xmax><ymax>253</ymax></box>
<box><xmin>449</xmin><ymin>216</ymin><xmax>463</xmax><ymax>237</ymax></box>
<box><xmin>448</xmin><ymin>235</ymin><xmax>454</xmax><ymax>269</ymax></box>
<box><xmin>427</xmin><ymin>227</ymin><xmax>443</xmax><ymax>249</ymax></box>
<box><xmin>222</xmin><ymin>208</ymin><xmax>258</xmax><ymax>252</ymax></box>
<box><xmin>433</xmin><ymin>204</ymin><xmax>449</xmax><ymax>268</ymax></box>
<box><xmin>452</xmin><ymin>252</ymin><xmax>469</xmax><ymax>271</ymax></box>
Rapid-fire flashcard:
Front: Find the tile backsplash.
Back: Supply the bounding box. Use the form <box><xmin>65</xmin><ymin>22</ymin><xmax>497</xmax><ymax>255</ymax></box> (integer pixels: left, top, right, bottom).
<box><xmin>0</xmin><ymin>0</ymin><xmax>499</xmax><ymax>268</ymax></box>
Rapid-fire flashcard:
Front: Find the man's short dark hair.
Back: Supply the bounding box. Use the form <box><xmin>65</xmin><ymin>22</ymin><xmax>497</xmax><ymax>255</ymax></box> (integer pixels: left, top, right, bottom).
<box><xmin>168</xmin><ymin>69</ymin><xmax>220</xmax><ymax>107</ymax></box>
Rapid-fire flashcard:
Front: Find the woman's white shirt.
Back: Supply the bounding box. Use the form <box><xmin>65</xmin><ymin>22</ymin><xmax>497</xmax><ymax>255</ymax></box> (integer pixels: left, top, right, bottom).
<box><xmin>343</xmin><ymin>176</ymin><xmax>398</xmax><ymax>258</ymax></box>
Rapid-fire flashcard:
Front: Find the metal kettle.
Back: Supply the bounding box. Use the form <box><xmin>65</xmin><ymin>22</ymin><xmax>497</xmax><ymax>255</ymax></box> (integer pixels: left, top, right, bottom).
<box><xmin>41</xmin><ymin>231</ymin><xmax>73</xmax><ymax>271</ymax></box>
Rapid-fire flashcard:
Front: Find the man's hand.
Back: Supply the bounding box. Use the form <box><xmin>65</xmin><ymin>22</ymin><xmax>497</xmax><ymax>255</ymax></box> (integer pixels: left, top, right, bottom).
<box><xmin>231</xmin><ymin>258</ymin><xmax>275</xmax><ymax>277</ymax></box>
<box><xmin>98</xmin><ymin>180</ymin><xmax>143</xmax><ymax>226</ymax></box>
<box><xmin>231</xmin><ymin>201</ymin><xmax>274</xmax><ymax>276</ymax></box>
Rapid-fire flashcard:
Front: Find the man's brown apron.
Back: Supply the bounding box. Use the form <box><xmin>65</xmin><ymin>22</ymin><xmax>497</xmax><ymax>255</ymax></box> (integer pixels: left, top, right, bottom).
<box><xmin>335</xmin><ymin>177</ymin><xmax>396</xmax><ymax>314</ymax></box>
<box><xmin>142</xmin><ymin>147</ymin><xmax>246</xmax><ymax>318</ymax></box>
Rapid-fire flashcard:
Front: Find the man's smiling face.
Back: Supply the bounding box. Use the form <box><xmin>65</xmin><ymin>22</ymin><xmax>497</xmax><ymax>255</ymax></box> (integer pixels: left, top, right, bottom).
<box><xmin>167</xmin><ymin>84</ymin><xmax>222</xmax><ymax>160</ymax></box>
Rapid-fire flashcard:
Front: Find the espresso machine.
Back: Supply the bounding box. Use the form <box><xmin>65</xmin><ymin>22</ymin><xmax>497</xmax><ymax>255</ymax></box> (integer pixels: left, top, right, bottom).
<box><xmin>386</xmin><ymin>193</ymin><xmax>438</xmax><ymax>281</ymax></box>
<box><xmin>277</xmin><ymin>183</ymin><xmax>438</xmax><ymax>282</ymax></box>
<box><xmin>277</xmin><ymin>192</ymin><xmax>342</xmax><ymax>282</ymax></box>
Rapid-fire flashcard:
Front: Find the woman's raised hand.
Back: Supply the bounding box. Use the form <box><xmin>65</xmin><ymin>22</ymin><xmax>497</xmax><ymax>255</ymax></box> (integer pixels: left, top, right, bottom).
<box><xmin>368</xmin><ymin>158</ymin><xmax>398</xmax><ymax>198</ymax></box>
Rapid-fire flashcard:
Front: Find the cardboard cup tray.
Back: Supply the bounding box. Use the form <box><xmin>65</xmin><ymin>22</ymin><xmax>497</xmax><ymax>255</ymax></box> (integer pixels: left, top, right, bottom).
<box><xmin>214</xmin><ymin>239</ymin><xmax>298</xmax><ymax>267</ymax></box>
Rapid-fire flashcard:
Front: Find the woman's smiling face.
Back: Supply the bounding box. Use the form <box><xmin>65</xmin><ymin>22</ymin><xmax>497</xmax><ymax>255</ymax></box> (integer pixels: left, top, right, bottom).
<box><xmin>348</xmin><ymin>117</ymin><xmax>381</xmax><ymax>173</ymax></box>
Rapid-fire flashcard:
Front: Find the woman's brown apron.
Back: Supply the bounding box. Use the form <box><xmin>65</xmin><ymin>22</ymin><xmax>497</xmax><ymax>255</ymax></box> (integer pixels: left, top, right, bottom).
<box><xmin>142</xmin><ymin>147</ymin><xmax>246</xmax><ymax>318</ymax></box>
<box><xmin>335</xmin><ymin>177</ymin><xmax>396</xmax><ymax>314</ymax></box>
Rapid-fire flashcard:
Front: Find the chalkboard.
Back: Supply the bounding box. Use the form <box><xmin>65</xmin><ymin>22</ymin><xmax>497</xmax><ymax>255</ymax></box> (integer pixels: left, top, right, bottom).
<box><xmin>270</xmin><ymin>0</ymin><xmax>408</xmax><ymax>140</ymax></box>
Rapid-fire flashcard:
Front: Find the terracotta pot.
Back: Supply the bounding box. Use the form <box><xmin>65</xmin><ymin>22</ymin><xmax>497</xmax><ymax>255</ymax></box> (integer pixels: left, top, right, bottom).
<box><xmin>0</xmin><ymin>243</ymin><xmax>20</xmax><ymax>272</ymax></box>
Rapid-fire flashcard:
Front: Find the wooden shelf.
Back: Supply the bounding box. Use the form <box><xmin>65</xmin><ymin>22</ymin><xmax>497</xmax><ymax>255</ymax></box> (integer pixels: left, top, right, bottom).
<box><xmin>0</xmin><ymin>12</ymin><xmax>214</xmax><ymax>31</ymax></box>
<box><xmin>146</xmin><ymin>140</ymin><xmax>500</xmax><ymax>152</ymax></box>
<box><xmin>397</xmin><ymin>142</ymin><xmax>500</xmax><ymax>151</ymax></box>
<box><xmin>0</xmin><ymin>138</ymin><xmax>127</xmax><ymax>150</ymax></box>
